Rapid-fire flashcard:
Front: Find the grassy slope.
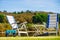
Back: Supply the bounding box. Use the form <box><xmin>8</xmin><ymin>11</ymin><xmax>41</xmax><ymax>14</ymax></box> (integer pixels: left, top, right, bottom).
<box><xmin>0</xmin><ymin>36</ymin><xmax>60</xmax><ymax>40</ymax></box>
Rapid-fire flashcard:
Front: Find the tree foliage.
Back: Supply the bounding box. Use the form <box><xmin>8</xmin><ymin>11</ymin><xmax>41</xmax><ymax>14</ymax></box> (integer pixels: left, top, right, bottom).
<box><xmin>0</xmin><ymin>14</ymin><xmax>4</xmax><ymax>23</ymax></box>
<box><xmin>32</xmin><ymin>13</ymin><xmax>48</xmax><ymax>24</ymax></box>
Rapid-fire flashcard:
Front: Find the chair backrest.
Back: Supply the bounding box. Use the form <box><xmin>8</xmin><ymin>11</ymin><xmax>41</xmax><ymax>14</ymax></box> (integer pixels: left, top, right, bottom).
<box><xmin>6</xmin><ymin>15</ymin><xmax>18</xmax><ymax>29</ymax></box>
<box><xmin>47</xmin><ymin>14</ymin><xmax>58</xmax><ymax>28</ymax></box>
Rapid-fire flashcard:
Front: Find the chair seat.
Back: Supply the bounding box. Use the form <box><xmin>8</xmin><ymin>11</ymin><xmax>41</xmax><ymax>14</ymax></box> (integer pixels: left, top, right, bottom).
<box><xmin>48</xmin><ymin>31</ymin><xmax>56</xmax><ymax>33</ymax></box>
<box><xmin>18</xmin><ymin>31</ymin><xmax>27</xmax><ymax>33</ymax></box>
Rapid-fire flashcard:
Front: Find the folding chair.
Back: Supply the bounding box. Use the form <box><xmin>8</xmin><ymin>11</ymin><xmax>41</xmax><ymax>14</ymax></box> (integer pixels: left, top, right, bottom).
<box><xmin>6</xmin><ymin>15</ymin><xmax>28</xmax><ymax>36</ymax></box>
<box><xmin>33</xmin><ymin>24</ymin><xmax>46</xmax><ymax>36</ymax></box>
<box><xmin>46</xmin><ymin>14</ymin><xmax>59</xmax><ymax>36</ymax></box>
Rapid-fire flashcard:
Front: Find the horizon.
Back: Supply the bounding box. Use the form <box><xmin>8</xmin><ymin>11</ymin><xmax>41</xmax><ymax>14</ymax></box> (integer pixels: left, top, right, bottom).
<box><xmin>0</xmin><ymin>0</ymin><xmax>60</xmax><ymax>13</ymax></box>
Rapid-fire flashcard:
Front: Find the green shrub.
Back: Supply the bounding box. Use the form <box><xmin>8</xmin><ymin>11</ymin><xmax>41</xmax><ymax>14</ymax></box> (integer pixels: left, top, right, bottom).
<box><xmin>0</xmin><ymin>23</ymin><xmax>12</xmax><ymax>37</ymax></box>
<box><xmin>0</xmin><ymin>14</ymin><xmax>4</xmax><ymax>23</ymax></box>
<box><xmin>32</xmin><ymin>13</ymin><xmax>48</xmax><ymax>24</ymax></box>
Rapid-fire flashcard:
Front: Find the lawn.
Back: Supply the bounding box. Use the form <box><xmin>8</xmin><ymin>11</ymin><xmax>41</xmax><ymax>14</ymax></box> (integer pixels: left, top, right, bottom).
<box><xmin>0</xmin><ymin>36</ymin><xmax>60</xmax><ymax>40</ymax></box>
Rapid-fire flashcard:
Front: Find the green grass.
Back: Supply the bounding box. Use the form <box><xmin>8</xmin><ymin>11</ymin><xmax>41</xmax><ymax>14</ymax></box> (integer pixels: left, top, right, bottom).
<box><xmin>0</xmin><ymin>36</ymin><xmax>60</xmax><ymax>40</ymax></box>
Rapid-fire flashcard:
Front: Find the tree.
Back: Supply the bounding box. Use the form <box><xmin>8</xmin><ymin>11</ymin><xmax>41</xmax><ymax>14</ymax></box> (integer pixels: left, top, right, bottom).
<box><xmin>13</xmin><ymin>11</ymin><xmax>17</xmax><ymax>14</ymax></box>
<box><xmin>0</xmin><ymin>14</ymin><xmax>4</xmax><ymax>23</ymax></box>
<box><xmin>0</xmin><ymin>11</ymin><xmax>2</xmax><ymax>12</ymax></box>
<box><xmin>17</xmin><ymin>12</ymin><xmax>20</xmax><ymax>14</ymax></box>
<box><xmin>3</xmin><ymin>10</ymin><xmax>7</xmax><ymax>12</ymax></box>
<box><xmin>32</xmin><ymin>14</ymin><xmax>43</xmax><ymax>24</ymax></box>
<box><xmin>40</xmin><ymin>14</ymin><xmax>48</xmax><ymax>22</ymax></box>
<box><xmin>32</xmin><ymin>13</ymin><xmax>48</xmax><ymax>24</ymax></box>
<box><xmin>20</xmin><ymin>11</ymin><xmax>24</xmax><ymax>13</ymax></box>
<box><xmin>26</xmin><ymin>10</ymin><xmax>31</xmax><ymax>13</ymax></box>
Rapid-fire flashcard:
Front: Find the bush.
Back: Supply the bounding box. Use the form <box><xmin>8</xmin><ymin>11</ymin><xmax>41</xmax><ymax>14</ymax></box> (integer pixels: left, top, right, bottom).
<box><xmin>32</xmin><ymin>13</ymin><xmax>48</xmax><ymax>24</ymax></box>
<box><xmin>0</xmin><ymin>23</ymin><xmax>12</xmax><ymax>37</ymax></box>
<box><xmin>0</xmin><ymin>14</ymin><xmax>4</xmax><ymax>23</ymax></box>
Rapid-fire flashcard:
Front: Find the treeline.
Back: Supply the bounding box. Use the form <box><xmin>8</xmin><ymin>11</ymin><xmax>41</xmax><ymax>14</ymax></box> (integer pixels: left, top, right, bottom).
<box><xmin>0</xmin><ymin>10</ymin><xmax>60</xmax><ymax>24</ymax></box>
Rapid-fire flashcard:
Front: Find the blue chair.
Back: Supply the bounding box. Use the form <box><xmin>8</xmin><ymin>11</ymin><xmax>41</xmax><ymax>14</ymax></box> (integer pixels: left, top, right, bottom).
<box><xmin>5</xmin><ymin>30</ymin><xmax>16</xmax><ymax>36</ymax></box>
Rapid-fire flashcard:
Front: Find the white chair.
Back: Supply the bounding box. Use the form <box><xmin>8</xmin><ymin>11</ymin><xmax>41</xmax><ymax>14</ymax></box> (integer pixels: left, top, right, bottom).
<box><xmin>6</xmin><ymin>15</ymin><xmax>28</xmax><ymax>36</ymax></box>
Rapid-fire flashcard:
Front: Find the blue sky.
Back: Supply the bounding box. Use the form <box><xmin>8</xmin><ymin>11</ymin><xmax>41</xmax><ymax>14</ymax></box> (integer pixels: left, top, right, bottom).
<box><xmin>0</xmin><ymin>0</ymin><xmax>60</xmax><ymax>13</ymax></box>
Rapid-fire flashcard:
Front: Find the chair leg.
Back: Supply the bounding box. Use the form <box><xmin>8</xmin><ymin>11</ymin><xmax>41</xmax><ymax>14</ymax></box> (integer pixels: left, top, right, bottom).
<box><xmin>18</xmin><ymin>33</ymin><xmax>21</xmax><ymax>36</ymax></box>
<box><xmin>13</xmin><ymin>33</ymin><xmax>16</xmax><ymax>37</ymax></box>
<box><xmin>27</xmin><ymin>33</ymin><xmax>28</xmax><ymax>36</ymax></box>
<box><xmin>6</xmin><ymin>33</ymin><xmax>9</xmax><ymax>37</ymax></box>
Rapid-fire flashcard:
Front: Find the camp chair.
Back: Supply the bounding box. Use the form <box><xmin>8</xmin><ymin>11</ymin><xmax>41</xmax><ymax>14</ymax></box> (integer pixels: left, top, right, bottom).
<box><xmin>46</xmin><ymin>14</ymin><xmax>58</xmax><ymax>36</ymax></box>
<box><xmin>6</xmin><ymin>15</ymin><xmax>28</xmax><ymax>36</ymax></box>
<box><xmin>33</xmin><ymin>24</ymin><xmax>47</xmax><ymax>36</ymax></box>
